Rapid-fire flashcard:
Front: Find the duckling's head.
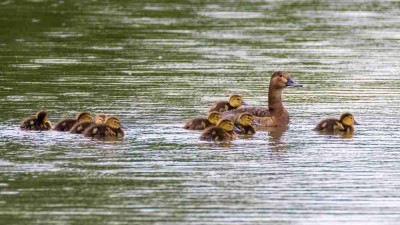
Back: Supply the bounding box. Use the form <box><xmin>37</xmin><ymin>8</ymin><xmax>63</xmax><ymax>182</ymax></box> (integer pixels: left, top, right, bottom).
<box><xmin>208</xmin><ymin>111</ymin><xmax>222</xmax><ymax>125</ymax></box>
<box><xmin>228</xmin><ymin>94</ymin><xmax>243</xmax><ymax>108</ymax></box>
<box><xmin>340</xmin><ymin>113</ymin><xmax>359</xmax><ymax>127</ymax></box>
<box><xmin>105</xmin><ymin>116</ymin><xmax>121</xmax><ymax>129</ymax></box>
<box><xmin>270</xmin><ymin>71</ymin><xmax>302</xmax><ymax>89</ymax></box>
<box><xmin>76</xmin><ymin>112</ymin><xmax>93</xmax><ymax>123</ymax></box>
<box><xmin>237</xmin><ymin>113</ymin><xmax>254</xmax><ymax>126</ymax></box>
<box><xmin>95</xmin><ymin>114</ymin><xmax>107</xmax><ymax>125</ymax></box>
<box><xmin>217</xmin><ymin>119</ymin><xmax>235</xmax><ymax>132</ymax></box>
<box><xmin>36</xmin><ymin>110</ymin><xmax>49</xmax><ymax>124</ymax></box>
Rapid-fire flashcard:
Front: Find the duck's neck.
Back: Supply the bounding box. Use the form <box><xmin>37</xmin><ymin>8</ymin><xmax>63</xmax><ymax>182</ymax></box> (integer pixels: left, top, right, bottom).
<box><xmin>268</xmin><ymin>87</ymin><xmax>284</xmax><ymax>112</ymax></box>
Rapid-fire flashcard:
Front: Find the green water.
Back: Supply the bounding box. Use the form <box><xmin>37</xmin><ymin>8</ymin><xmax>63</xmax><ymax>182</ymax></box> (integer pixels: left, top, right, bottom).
<box><xmin>1</xmin><ymin>0</ymin><xmax>400</xmax><ymax>224</ymax></box>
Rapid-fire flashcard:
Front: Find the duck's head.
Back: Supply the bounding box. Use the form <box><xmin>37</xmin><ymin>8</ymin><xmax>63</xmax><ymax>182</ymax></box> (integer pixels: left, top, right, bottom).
<box><xmin>208</xmin><ymin>111</ymin><xmax>222</xmax><ymax>125</ymax></box>
<box><xmin>340</xmin><ymin>113</ymin><xmax>359</xmax><ymax>127</ymax></box>
<box><xmin>76</xmin><ymin>112</ymin><xmax>93</xmax><ymax>123</ymax></box>
<box><xmin>95</xmin><ymin>114</ymin><xmax>107</xmax><ymax>125</ymax></box>
<box><xmin>237</xmin><ymin>113</ymin><xmax>254</xmax><ymax>126</ymax></box>
<box><xmin>105</xmin><ymin>116</ymin><xmax>121</xmax><ymax>129</ymax></box>
<box><xmin>217</xmin><ymin>119</ymin><xmax>235</xmax><ymax>132</ymax></box>
<box><xmin>228</xmin><ymin>94</ymin><xmax>244</xmax><ymax>107</ymax></box>
<box><xmin>36</xmin><ymin>110</ymin><xmax>50</xmax><ymax>124</ymax></box>
<box><xmin>270</xmin><ymin>71</ymin><xmax>302</xmax><ymax>89</ymax></box>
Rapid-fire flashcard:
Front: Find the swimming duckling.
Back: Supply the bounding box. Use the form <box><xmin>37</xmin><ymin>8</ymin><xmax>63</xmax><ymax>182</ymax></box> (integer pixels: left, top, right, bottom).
<box><xmin>70</xmin><ymin>114</ymin><xmax>107</xmax><ymax>134</ymax></box>
<box><xmin>83</xmin><ymin>116</ymin><xmax>124</xmax><ymax>140</ymax></box>
<box><xmin>200</xmin><ymin>119</ymin><xmax>236</xmax><ymax>141</ymax></box>
<box><xmin>20</xmin><ymin>110</ymin><xmax>52</xmax><ymax>131</ymax></box>
<box><xmin>53</xmin><ymin>112</ymin><xmax>93</xmax><ymax>132</ymax></box>
<box><xmin>183</xmin><ymin>111</ymin><xmax>222</xmax><ymax>130</ymax></box>
<box><xmin>223</xmin><ymin>71</ymin><xmax>302</xmax><ymax>128</ymax></box>
<box><xmin>234</xmin><ymin>113</ymin><xmax>256</xmax><ymax>135</ymax></box>
<box><xmin>314</xmin><ymin>113</ymin><xmax>359</xmax><ymax>133</ymax></box>
<box><xmin>209</xmin><ymin>94</ymin><xmax>245</xmax><ymax>113</ymax></box>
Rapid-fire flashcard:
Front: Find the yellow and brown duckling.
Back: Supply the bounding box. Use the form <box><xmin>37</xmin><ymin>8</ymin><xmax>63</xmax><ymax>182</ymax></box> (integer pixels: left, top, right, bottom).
<box><xmin>70</xmin><ymin>114</ymin><xmax>107</xmax><ymax>134</ymax></box>
<box><xmin>183</xmin><ymin>111</ymin><xmax>222</xmax><ymax>130</ymax></box>
<box><xmin>314</xmin><ymin>113</ymin><xmax>359</xmax><ymax>133</ymax></box>
<box><xmin>223</xmin><ymin>71</ymin><xmax>302</xmax><ymax>128</ymax></box>
<box><xmin>53</xmin><ymin>112</ymin><xmax>93</xmax><ymax>132</ymax></box>
<box><xmin>20</xmin><ymin>110</ymin><xmax>52</xmax><ymax>131</ymax></box>
<box><xmin>200</xmin><ymin>119</ymin><xmax>237</xmax><ymax>141</ymax></box>
<box><xmin>209</xmin><ymin>94</ymin><xmax>245</xmax><ymax>113</ymax></box>
<box><xmin>83</xmin><ymin>116</ymin><xmax>124</xmax><ymax>140</ymax></box>
<box><xmin>234</xmin><ymin>113</ymin><xmax>256</xmax><ymax>135</ymax></box>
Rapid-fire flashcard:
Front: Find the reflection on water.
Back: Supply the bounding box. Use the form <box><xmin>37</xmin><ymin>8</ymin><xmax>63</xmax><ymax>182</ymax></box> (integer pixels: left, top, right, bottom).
<box><xmin>1</xmin><ymin>0</ymin><xmax>400</xmax><ymax>224</ymax></box>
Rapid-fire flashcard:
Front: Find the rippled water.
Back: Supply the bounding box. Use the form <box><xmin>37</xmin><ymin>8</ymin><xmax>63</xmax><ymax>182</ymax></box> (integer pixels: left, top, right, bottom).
<box><xmin>1</xmin><ymin>0</ymin><xmax>400</xmax><ymax>224</ymax></box>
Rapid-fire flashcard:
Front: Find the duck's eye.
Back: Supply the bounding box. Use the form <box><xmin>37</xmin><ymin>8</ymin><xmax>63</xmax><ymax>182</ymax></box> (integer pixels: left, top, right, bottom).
<box><xmin>279</xmin><ymin>74</ymin><xmax>283</xmax><ymax>77</ymax></box>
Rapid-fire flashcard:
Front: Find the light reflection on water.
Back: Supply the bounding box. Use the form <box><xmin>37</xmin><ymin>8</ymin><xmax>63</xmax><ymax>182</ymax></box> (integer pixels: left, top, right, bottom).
<box><xmin>1</xmin><ymin>0</ymin><xmax>400</xmax><ymax>224</ymax></box>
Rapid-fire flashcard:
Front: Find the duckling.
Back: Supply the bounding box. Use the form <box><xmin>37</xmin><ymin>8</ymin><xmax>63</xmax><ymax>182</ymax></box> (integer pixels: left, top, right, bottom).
<box><xmin>200</xmin><ymin>119</ymin><xmax>236</xmax><ymax>141</ymax></box>
<box><xmin>53</xmin><ymin>112</ymin><xmax>93</xmax><ymax>132</ymax></box>
<box><xmin>314</xmin><ymin>113</ymin><xmax>359</xmax><ymax>133</ymax></box>
<box><xmin>209</xmin><ymin>94</ymin><xmax>245</xmax><ymax>113</ymax></box>
<box><xmin>183</xmin><ymin>111</ymin><xmax>222</xmax><ymax>130</ymax></box>
<box><xmin>223</xmin><ymin>71</ymin><xmax>302</xmax><ymax>128</ymax></box>
<box><xmin>83</xmin><ymin>116</ymin><xmax>124</xmax><ymax>140</ymax></box>
<box><xmin>234</xmin><ymin>113</ymin><xmax>256</xmax><ymax>135</ymax></box>
<box><xmin>70</xmin><ymin>114</ymin><xmax>107</xmax><ymax>134</ymax></box>
<box><xmin>20</xmin><ymin>110</ymin><xmax>52</xmax><ymax>131</ymax></box>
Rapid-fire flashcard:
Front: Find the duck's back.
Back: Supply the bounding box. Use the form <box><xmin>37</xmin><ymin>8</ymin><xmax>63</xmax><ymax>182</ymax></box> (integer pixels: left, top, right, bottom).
<box><xmin>223</xmin><ymin>107</ymin><xmax>271</xmax><ymax>118</ymax></box>
<box><xmin>314</xmin><ymin>118</ymin><xmax>343</xmax><ymax>132</ymax></box>
<box><xmin>209</xmin><ymin>101</ymin><xmax>236</xmax><ymax>112</ymax></box>
<box><xmin>20</xmin><ymin>117</ymin><xmax>51</xmax><ymax>131</ymax></box>
<box><xmin>183</xmin><ymin>118</ymin><xmax>212</xmax><ymax>130</ymax></box>
<box><xmin>70</xmin><ymin>121</ymin><xmax>95</xmax><ymax>134</ymax></box>
<box><xmin>235</xmin><ymin>124</ymin><xmax>256</xmax><ymax>135</ymax></box>
<box><xmin>53</xmin><ymin>118</ymin><xmax>77</xmax><ymax>131</ymax></box>
<box><xmin>200</xmin><ymin>127</ymin><xmax>231</xmax><ymax>141</ymax></box>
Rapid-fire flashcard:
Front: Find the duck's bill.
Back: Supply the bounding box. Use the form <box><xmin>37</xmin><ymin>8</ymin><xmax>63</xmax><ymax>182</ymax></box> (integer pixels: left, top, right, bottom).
<box><xmin>241</xmin><ymin>101</ymin><xmax>248</xmax><ymax>106</ymax></box>
<box><xmin>251</xmin><ymin>120</ymin><xmax>259</xmax><ymax>126</ymax></box>
<box><xmin>354</xmin><ymin>121</ymin><xmax>360</xmax><ymax>125</ymax></box>
<box><xmin>286</xmin><ymin>78</ymin><xmax>302</xmax><ymax>87</ymax></box>
<box><xmin>120</xmin><ymin>124</ymin><xmax>128</xmax><ymax>129</ymax></box>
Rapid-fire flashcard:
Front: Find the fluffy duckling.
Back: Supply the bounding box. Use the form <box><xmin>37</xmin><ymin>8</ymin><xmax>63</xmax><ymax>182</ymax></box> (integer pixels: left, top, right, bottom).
<box><xmin>20</xmin><ymin>110</ymin><xmax>52</xmax><ymax>131</ymax></box>
<box><xmin>234</xmin><ymin>113</ymin><xmax>256</xmax><ymax>135</ymax></box>
<box><xmin>223</xmin><ymin>71</ymin><xmax>302</xmax><ymax>128</ymax></box>
<box><xmin>53</xmin><ymin>112</ymin><xmax>93</xmax><ymax>132</ymax></box>
<box><xmin>314</xmin><ymin>113</ymin><xmax>359</xmax><ymax>133</ymax></box>
<box><xmin>209</xmin><ymin>94</ymin><xmax>245</xmax><ymax>113</ymax></box>
<box><xmin>183</xmin><ymin>111</ymin><xmax>222</xmax><ymax>130</ymax></box>
<box><xmin>83</xmin><ymin>116</ymin><xmax>124</xmax><ymax>140</ymax></box>
<box><xmin>70</xmin><ymin>114</ymin><xmax>107</xmax><ymax>134</ymax></box>
<box><xmin>200</xmin><ymin>119</ymin><xmax>236</xmax><ymax>141</ymax></box>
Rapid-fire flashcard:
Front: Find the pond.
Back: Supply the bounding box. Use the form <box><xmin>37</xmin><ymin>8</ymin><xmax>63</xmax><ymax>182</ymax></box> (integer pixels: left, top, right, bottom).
<box><xmin>1</xmin><ymin>0</ymin><xmax>400</xmax><ymax>224</ymax></box>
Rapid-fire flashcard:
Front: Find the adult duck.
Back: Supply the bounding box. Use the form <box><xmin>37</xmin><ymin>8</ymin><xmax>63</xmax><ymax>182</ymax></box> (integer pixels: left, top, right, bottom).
<box><xmin>223</xmin><ymin>71</ymin><xmax>302</xmax><ymax>128</ymax></box>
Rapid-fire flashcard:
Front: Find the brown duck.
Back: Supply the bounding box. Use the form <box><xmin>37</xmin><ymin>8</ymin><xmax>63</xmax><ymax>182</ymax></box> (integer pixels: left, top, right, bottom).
<box><xmin>183</xmin><ymin>111</ymin><xmax>222</xmax><ymax>130</ymax></box>
<box><xmin>223</xmin><ymin>71</ymin><xmax>302</xmax><ymax>128</ymax></box>
<box><xmin>20</xmin><ymin>110</ymin><xmax>52</xmax><ymax>131</ymax></box>
<box><xmin>53</xmin><ymin>112</ymin><xmax>93</xmax><ymax>132</ymax></box>
<box><xmin>234</xmin><ymin>113</ymin><xmax>256</xmax><ymax>135</ymax></box>
<box><xmin>200</xmin><ymin>119</ymin><xmax>237</xmax><ymax>141</ymax></box>
<box><xmin>70</xmin><ymin>114</ymin><xmax>107</xmax><ymax>134</ymax></box>
<box><xmin>314</xmin><ymin>113</ymin><xmax>359</xmax><ymax>133</ymax></box>
<box><xmin>209</xmin><ymin>94</ymin><xmax>245</xmax><ymax>112</ymax></box>
<box><xmin>83</xmin><ymin>116</ymin><xmax>124</xmax><ymax>140</ymax></box>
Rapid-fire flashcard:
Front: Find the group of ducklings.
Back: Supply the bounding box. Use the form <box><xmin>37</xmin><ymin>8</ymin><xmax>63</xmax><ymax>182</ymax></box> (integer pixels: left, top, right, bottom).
<box><xmin>20</xmin><ymin>111</ymin><xmax>124</xmax><ymax>140</ymax></box>
<box><xmin>184</xmin><ymin>94</ymin><xmax>256</xmax><ymax>141</ymax></box>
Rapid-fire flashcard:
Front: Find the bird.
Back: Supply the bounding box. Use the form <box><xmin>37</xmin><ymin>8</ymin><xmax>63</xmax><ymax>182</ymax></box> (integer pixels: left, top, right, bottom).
<box><xmin>234</xmin><ymin>113</ymin><xmax>256</xmax><ymax>135</ymax></box>
<box><xmin>70</xmin><ymin>114</ymin><xmax>107</xmax><ymax>134</ymax></box>
<box><xmin>53</xmin><ymin>112</ymin><xmax>93</xmax><ymax>132</ymax></box>
<box><xmin>200</xmin><ymin>119</ymin><xmax>237</xmax><ymax>141</ymax></box>
<box><xmin>183</xmin><ymin>111</ymin><xmax>222</xmax><ymax>130</ymax></box>
<box><xmin>314</xmin><ymin>112</ymin><xmax>359</xmax><ymax>133</ymax></box>
<box><xmin>209</xmin><ymin>94</ymin><xmax>245</xmax><ymax>113</ymax></box>
<box><xmin>83</xmin><ymin>116</ymin><xmax>124</xmax><ymax>140</ymax></box>
<box><xmin>20</xmin><ymin>110</ymin><xmax>52</xmax><ymax>131</ymax></box>
<box><xmin>223</xmin><ymin>71</ymin><xmax>302</xmax><ymax>128</ymax></box>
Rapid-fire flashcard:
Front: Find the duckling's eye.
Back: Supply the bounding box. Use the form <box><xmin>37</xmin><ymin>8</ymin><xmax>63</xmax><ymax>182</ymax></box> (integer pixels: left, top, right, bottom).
<box><xmin>279</xmin><ymin>74</ymin><xmax>283</xmax><ymax>77</ymax></box>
